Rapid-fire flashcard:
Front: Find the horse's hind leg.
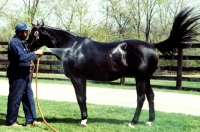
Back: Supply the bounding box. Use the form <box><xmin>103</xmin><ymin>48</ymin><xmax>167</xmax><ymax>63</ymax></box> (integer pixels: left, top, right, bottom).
<box><xmin>128</xmin><ymin>78</ymin><xmax>146</xmax><ymax>128</ymax></box>
<box><xmin>70</xmin><ymin>78</ymin><xmax>88</xmax><ymax>126</ymax></box>
<box><xmin>145</xmin><ymin>80</ymin><xmax>155</xmax><ymax>126</ymax></box>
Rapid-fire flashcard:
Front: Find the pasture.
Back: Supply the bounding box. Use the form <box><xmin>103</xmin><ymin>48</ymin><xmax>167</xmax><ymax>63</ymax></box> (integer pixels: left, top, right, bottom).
<box><xmin>0</xmin><ymin>73</ymin><xmax>200</xmax><ymax>132</ymax></box>
<box><xmin>0</xmin><ymin>95</ymin><xmax>199</xmax><ymax>132</ymax></box>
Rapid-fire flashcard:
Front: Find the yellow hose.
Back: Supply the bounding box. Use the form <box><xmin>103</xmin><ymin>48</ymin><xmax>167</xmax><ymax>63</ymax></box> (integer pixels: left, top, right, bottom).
<box><xmin>35</xmin><ymin>56</ymin><xmax>59</xmax><ymax>132</ymax></box>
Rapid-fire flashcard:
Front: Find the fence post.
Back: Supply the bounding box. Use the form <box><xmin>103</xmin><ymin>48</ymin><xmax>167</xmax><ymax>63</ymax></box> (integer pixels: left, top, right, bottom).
<box><xmin>120</xmin><ymin>77</ymin><xmax>125</xmax><ymax>85</ymax></box>
<box><xmin>176</xmin><ymin>47</ymin><xmax>183</xmax><ymax>90</ymax></box>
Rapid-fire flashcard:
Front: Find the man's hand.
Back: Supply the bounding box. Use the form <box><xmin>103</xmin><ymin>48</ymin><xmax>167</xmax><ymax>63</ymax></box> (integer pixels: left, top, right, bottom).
<box><xmin>35</xmin><ymin>50</ymin><xmax>44</xmax><ymax>55</ymax></box>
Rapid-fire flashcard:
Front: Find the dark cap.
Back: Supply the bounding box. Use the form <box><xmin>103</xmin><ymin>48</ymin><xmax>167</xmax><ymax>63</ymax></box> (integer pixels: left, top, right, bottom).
<box><xmin>15</xmin><ymin>22</ymin><xmax>31</xmax><ymax>31</ymax></box>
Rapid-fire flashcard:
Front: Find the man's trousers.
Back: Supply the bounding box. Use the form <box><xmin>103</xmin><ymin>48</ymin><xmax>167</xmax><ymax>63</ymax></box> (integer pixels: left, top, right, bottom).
<box><xmin>6</xmin><ymin>74</ymin><xmax>36</xmax><ymax>125</ymax></box>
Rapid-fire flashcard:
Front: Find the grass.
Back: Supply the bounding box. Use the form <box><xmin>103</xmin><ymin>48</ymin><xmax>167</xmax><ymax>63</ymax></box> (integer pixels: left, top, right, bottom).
<box><xmin>1</xmin><ymin>72</ymin><xmax>200</xmax><ymax>131</ymax></box>
<box><xmin>0</xmin><ymin>95</ymin><xmax>200</xmax><ymax>132</ymax></box>
<box><xmin>0</xmin><ymin>96</ymin><xmax>200</xmax><ymax>132</ymax></box>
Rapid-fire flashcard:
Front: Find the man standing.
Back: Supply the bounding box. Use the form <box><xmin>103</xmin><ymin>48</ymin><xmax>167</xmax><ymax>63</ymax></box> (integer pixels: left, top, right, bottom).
<box><xmin>6</xmin><ymin>22</ymin><xmax>43</xmax><ymax>127</ymax></box>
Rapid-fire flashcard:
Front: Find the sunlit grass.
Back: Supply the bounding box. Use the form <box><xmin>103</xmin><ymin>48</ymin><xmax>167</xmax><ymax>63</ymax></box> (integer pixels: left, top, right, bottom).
<box><xmin>0</xmin><ymin>95</ymin><xmax>200</xmax><ymax>132</ymax></box>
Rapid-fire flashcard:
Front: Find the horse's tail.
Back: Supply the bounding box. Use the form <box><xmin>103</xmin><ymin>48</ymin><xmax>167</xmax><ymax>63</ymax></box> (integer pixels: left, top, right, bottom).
<box><xmin>154</xmin><ymin>6</ymin><xmax>200</xmax><ymax>56</ymax></box>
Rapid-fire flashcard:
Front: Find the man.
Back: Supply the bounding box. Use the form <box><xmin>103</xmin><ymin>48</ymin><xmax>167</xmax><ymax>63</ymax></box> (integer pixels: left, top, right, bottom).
<box><xmin>6</xmin><ymin>22</ymin><xmax>43</xmax><ymax>127</ymax></box>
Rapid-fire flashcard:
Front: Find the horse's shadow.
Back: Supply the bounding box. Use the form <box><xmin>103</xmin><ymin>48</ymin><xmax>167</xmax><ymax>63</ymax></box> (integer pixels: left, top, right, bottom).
<box><xmin>0</xmin><ymin>113</ymin><xmax>146</xmax><ymax>126</ymax></box>
<box><xmin>36</xmin><ymin>117</ymin><xmax>130</xmax><ymax>125</ymax></box>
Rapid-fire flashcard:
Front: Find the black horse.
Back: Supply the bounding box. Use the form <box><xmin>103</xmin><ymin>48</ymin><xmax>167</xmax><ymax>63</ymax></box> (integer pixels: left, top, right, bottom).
<box><xmin>27</xmin><ymin>7</ymin><xmax>200</xmax><ymax>128</ymax></box>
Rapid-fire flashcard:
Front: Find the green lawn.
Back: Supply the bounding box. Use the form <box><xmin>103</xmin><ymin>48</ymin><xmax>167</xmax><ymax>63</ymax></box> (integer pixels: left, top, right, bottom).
<box><xmin>0</xmin><ymin>73</ymin><xmax>200</xmax><ymax>131</ymax></box>
<box><xmin>0</xmin><ymin>96</ymin><xmax>200</xmax><ymax>132</ymax></box>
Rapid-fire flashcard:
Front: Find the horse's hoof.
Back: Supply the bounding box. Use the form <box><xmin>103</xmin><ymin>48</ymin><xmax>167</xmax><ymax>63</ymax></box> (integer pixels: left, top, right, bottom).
<box><xmin>127</xmin><ymin>123</ymin><xmax>134</xmax><ymax>128</ymax></box>
<box><xmin>78</xmin><ymin>119</ymin><xmax>87</xmax><ymax>127</ymax></box>
<box><xmin>146</xmin><ymin>121</ymin><xmax>152</xmax><ymax>126</ymax></box>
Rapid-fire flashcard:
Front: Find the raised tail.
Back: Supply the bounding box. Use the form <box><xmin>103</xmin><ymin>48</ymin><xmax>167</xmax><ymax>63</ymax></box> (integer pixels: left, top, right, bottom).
<box><xmin>155</xmin><ymin>6</ymin><xmax>200</xmax><ymax>55</ymax></box>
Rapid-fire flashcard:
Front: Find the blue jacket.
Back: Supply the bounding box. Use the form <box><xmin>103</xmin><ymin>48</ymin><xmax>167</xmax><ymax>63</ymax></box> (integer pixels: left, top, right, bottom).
<box><xmin>7</xmin><ymin>35</ymin><xmax>37</xmax><ymax>77</ymax></box>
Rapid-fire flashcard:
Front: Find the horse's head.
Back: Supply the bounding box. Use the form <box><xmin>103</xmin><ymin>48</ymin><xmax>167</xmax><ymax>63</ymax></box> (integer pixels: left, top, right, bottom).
<box><xmin>27</xmin><ymin>22</ymin><xmax>56</xmax><ymax>51</ymax></box>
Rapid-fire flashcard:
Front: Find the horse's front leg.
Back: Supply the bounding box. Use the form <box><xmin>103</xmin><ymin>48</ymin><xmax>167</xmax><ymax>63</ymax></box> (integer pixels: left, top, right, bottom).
<box><xmin>70</xmin><ymin>78</ymin><xmax>88</xmax><ymax>127</ymax></box>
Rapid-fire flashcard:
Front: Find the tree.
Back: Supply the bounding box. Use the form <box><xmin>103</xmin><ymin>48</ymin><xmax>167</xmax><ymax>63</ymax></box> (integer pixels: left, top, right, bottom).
<box><xmin>143</xmin><ymin>0</ymin><xmax>157</xmax><ymax>42</ymax></box>
<box><xmin>124</xmin><ymin>0</ymin><xmax>143</xmax><ymax>39</ymax></box>
<box><xmin>22</xmin><ymin>0</ymin><xmax>40</xmax><ymax>23</ymax></box>
<box><xmin>107</xmin><ymin>0</ymin><xmax>130</xmax><ymax>41</ymax></box>
<box><xmin>53</xmin><ymin>0</ymin><xmax>96</xmax><ymax>36</ymax></box>
<box><xmin>0</xmin><ymin>0</ymin><xmax>8</xmax><ymax>16</ymax></box>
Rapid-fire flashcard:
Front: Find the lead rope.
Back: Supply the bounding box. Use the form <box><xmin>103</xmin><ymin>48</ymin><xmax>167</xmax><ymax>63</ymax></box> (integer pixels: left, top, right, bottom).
<box><xmin>35</xmin><ymin>56</ymin><xmax>59</xmax><ymax>132</ymax></box>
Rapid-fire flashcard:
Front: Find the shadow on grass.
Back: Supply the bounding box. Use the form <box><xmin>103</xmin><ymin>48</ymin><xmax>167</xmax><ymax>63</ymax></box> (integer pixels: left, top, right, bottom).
<box><xmin>0</xmin><ymin>113</ymin><xmax>6</xmax><ymax>125</ymax></box>
<box><xmin>36</xmin><ymin>117</ymin><xmax>131</xmax><ymax>125</ymax></box>
<box><xmin>0</xmin><ymin>113</ymin><xmax>146</xmax><ymax>126</ymax></box>
<box><xmin>0</xmin><ymin>113</ymin><xmax>25</xmax><ymax>125</ymax></box>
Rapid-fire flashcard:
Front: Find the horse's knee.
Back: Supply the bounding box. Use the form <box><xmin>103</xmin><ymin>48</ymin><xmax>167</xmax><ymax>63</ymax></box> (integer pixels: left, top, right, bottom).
<box><xmin>77</xmin><ymin>96</ymin><xmax>86</xmax><ymax>104</ymax></box>
<box><xmin>146</xmin><ymin>92</ymin><xmax>154</xmax><ymax>102</ymax></box>
<box><xmin>137</xmin><ymin>95</ymin><xmax>145</xmax><ymax>106</ymax></box>
<box><xmin>143</xmin><ymin>80</ymin><xmax>154</xmax><ymax>100</ymax></box>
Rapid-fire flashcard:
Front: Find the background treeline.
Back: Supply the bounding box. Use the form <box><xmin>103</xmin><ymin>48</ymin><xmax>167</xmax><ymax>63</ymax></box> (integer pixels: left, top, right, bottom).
<box><xmin>1</xmin><ymin>0</ymin><xmax>200</xmax><ymax>67</ymax></box>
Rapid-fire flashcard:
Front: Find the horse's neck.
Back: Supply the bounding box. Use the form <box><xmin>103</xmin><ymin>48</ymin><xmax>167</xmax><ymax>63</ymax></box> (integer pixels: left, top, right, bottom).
<box><xmin>56</xmin><ymin>36</ymin><xmax>81</xmax><ymax>48</ymax></box>
<box><xmin>49</xmin><ymin>30</ymin><xmax>78</xmax><ymax>48</ymax></box>
<box><xmin>45</xmin><ymin>27</ymin><xmax>90</xmax><ymax>48</ymax></box>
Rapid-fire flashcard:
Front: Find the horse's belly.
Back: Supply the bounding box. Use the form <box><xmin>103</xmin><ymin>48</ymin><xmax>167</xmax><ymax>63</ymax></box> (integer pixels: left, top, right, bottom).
<box><xmin>62</xmin><ymin>48</ymin><xmax>129</xmax><ymax>80</ymax></box>
<box><xmin>85</xmin><ymin>67</ymin><xmax>129</xmax><ymax>81</ymax></box>
<box><xmin>63</xmin><ymin>64</ymin><xmax>127</xmax><ymax>81</ymax></box>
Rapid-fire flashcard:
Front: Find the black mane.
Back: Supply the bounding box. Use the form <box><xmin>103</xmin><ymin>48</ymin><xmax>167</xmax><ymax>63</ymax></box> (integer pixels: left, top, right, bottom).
<box><xmin>43</xmin><ymin>26</ymin><xmax>80</xmax><ymax>37</ymax></box>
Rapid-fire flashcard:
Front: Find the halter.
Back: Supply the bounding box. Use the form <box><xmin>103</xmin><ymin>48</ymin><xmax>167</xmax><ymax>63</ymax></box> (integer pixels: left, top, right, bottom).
<box><xmin>34</xmin><ymin>31</ymin><xmax>39</xmax><ymax>39</ymax></box>
<box><xmin>29</xmin><ymin>27</ymin><xmax>57</xmax><ymax>48</ymax></box>
<box><xmin>28</xmin><ymin>31</ymin><xmax>40</xmax><ymax>48</ymax></box>
<box><xmin>33</xmin><ymin>31</ymin><xmax>40</xmax><ymax>44</ymax></box>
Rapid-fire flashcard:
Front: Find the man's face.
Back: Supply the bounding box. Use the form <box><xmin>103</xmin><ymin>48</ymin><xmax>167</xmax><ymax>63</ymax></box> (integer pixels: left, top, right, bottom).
<box><xmin>17</xmin><ymin>30</ymin><xmax>29</xmax><ymax>40</ymax></box>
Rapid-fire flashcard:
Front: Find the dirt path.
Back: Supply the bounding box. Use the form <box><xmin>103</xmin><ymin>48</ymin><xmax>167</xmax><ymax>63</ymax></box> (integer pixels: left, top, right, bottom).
<box><xmin>0</xmin><ymin>80</ymin><xmax>200</xmax><ymax>116</ymax></box>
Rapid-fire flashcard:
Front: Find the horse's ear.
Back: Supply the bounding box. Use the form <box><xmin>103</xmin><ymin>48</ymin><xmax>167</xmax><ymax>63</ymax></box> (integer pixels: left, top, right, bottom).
<box><xmin>37</xmin><ymin>21</ymin><xmax>40</xmax><ymax>26</ymax></box>
<box><xmin>31</xmin><ymin>23</ymin><xmax>36</xmax><ymax>27</ymax></box>
<box><xmin>41</xmin><ymin>21</ymin><xmax>44</xmax><ymax>26</ymax></box>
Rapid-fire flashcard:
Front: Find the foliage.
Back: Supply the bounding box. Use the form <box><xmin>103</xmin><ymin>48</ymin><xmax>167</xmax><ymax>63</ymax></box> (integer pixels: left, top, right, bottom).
<box><xmin>0</xmin><ymin>0</ymin><xmax>196</xmax><ymax>42</ymax></box>
<box><xmin>0</xmin><ymin>0</ymin><xmax>200</xmax><ymax>67</ymax></box>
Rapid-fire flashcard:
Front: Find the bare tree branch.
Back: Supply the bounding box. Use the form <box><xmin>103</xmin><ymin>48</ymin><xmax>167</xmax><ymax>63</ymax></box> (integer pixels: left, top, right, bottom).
<box><xmin>0</xmin><ymin>0</ymin><xmax>8</xmax><ymax>11</ymax></box>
